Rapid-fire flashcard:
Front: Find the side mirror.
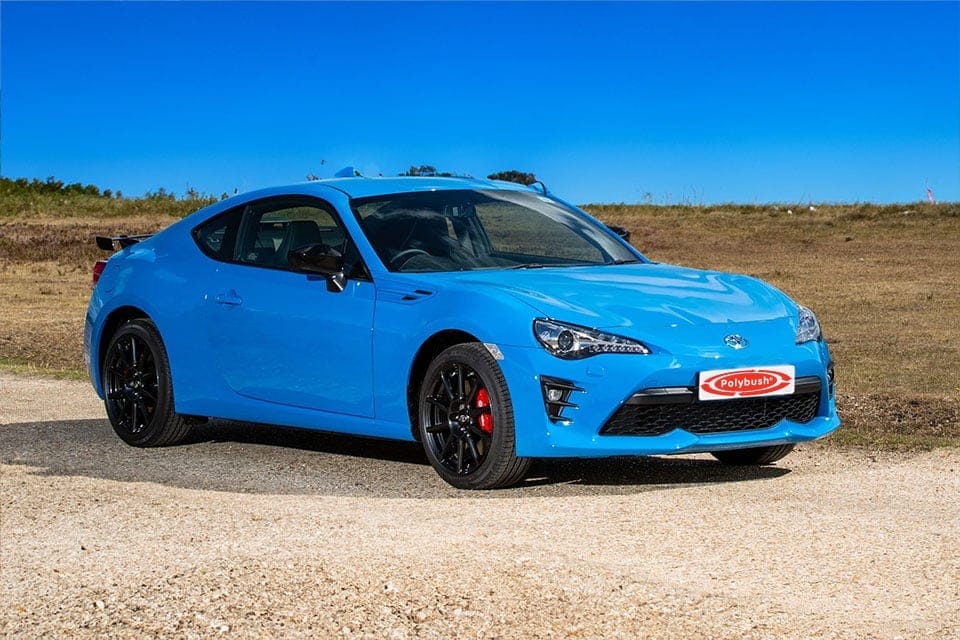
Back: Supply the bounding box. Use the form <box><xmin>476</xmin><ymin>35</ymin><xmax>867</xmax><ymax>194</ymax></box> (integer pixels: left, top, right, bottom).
<box><xmin>289</xmin><ymin>244</ymin><xmax>346</xmax><ymax>292</ymax></box>
<box><xmin>606</xmin><ymin>224</ymin><xmax>631</xmax><ymax>243</ymax></box>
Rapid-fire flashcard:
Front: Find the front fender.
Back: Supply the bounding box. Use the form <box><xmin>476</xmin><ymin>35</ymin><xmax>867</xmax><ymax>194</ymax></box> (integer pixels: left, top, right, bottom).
<box><xmin>371</xmin><ymin>280</ymin><xmax>542</xmax><ymax>425</ymax></box>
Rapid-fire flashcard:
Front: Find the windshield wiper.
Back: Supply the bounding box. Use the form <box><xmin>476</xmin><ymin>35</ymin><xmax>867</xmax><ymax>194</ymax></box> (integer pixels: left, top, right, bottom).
<box><xmin>507</xmin><ymin>263</ymin><xmax>547</xmax><ymax>270</ymax></box>
<box><xmin>605</xmin><ymin>259</ymin><xmax>641</xmax><ymax>265</ymax></box>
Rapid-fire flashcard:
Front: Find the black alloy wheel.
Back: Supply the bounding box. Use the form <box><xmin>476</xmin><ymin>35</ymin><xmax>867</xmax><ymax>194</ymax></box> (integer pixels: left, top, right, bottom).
<box><xmin>102</xmin><ymin>319</ymin><xmax>192</xmax><ymax>447</ymax></box>
<box><xmin>105</xmin><ymin>331</ymin><xmax>158</xmax><ymax>435</ymax></box>
<box><xmin>419</xmin><ymin>343</ymin><xmax>530</xmax><ymax>489</ymax></box>
<box><xmin>424</xmin><ymin>361</ymin><xmax>492</xmax><ymax>475</ymax></box>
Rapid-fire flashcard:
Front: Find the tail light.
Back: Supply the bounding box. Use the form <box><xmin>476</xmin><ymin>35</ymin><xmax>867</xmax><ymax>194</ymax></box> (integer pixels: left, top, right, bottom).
<box><xmin>92</xmin><ymin>259</ymin><xmax>107</xmax><ymax>287</ymax></box>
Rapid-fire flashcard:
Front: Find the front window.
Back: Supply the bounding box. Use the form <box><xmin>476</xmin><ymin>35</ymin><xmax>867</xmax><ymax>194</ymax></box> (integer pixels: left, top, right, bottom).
<box><xmin>192</xmin><ymin>196</ymin><xmax>369</xmax><ymax>279</ymax></box>
<box><xmin>352</xmin><ymin>189</ymin><xmax>640</xmax><ymax>272</ymax></box>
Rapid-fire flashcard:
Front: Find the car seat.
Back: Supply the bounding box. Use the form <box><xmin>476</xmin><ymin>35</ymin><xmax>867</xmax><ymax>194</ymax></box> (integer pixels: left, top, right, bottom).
<box><xmin>275</xmin><ymin>219</ymin><xmax>324</xmax><ymax>267</ymax></box>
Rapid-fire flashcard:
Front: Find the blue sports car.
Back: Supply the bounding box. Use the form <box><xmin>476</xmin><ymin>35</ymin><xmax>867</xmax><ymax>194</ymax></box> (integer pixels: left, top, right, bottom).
<box><xmin>84</xmin><ymin>175</ymin><xmax>840</xmax><ymax>489</ymax></box>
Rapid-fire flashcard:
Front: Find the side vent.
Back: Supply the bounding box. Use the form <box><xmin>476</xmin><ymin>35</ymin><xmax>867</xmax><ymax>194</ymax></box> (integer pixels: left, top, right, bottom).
<box><xmin>381</xmin><ymin>288</ymin><xmax>436</xmax><ymax>304</ymax></box>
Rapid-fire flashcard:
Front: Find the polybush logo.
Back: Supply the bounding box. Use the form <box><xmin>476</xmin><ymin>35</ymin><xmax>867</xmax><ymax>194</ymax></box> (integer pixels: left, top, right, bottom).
<box><xmin>698</xmin><ymin>365</ymin><xmax>795</xmax><ymax>401</ymax></box>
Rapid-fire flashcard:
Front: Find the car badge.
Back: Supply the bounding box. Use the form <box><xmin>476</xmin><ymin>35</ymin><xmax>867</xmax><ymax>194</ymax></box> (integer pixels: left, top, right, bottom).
<box><xmin>723</xmin><ymin>334</ymin><xmax>749</xmax><ymax>350</ymax></box>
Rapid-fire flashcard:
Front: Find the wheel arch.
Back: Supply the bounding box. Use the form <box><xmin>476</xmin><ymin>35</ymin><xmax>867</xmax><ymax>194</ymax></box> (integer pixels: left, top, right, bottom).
<box><xmin>97</xmin><ymin>305</ymin><xmax>152</xmax><ymax>380</ymax></box>
<box><xmin>406</xmin><ymin>329</ymin><xmax>481</xmax><ymax>438</ymax></box>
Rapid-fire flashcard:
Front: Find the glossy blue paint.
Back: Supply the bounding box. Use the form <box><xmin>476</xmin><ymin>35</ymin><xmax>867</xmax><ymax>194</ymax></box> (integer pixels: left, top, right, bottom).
<box><xmin>205</xmin><ymin>265</ymin><xmax>376</xmax><ymax>416</ymax></box>
<box><xmin>85</xmin><ymin>176</ymin><xmax>840</xmax><ymax>458</ymax></box>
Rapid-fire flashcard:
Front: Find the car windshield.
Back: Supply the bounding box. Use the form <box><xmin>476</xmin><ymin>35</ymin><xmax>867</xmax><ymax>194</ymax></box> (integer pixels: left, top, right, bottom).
<box><xmin>351</xmin><ymin>188</ymin><xmax>640</xmax><ymax>272</ymax></box>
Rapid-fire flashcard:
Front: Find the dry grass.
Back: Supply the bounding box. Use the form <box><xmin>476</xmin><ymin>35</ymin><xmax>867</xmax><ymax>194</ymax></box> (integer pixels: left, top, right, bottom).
<box><xmin>0</xmin><ymin>262</ymin><xmax>92</xmax><ymax>372</ymax></box>
<box><xmin>1</xmin><ymin>196</ymin><xmax>957</xmax><ymax>446</ymax></box>
<box><xmin>0</xmin><ymin>208</ymin><xmax>184</xmax><ymax>374</ymax></box>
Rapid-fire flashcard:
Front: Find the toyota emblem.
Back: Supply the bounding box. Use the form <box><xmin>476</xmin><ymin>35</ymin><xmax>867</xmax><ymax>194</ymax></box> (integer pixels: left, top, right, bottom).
<box><xmin>724</xmin><ymin>334</ymin><xmax>749</xmax><ymax>349</ymax></box>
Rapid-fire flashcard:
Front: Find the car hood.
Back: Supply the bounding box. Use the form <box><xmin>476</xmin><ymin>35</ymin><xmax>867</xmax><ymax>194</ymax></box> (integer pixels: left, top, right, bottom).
<box><xmin>448</xmin><ymin>263</ymin><xmax>798</xmax><ymax>349</ymax></box>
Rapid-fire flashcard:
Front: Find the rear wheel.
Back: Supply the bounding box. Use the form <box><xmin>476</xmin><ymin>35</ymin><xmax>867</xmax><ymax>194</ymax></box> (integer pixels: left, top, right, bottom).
<box><xmin>418</xmin><ymin>344</ymin><xmax>530</xmax><ymax>489</ymax></box>
<box><xmin>710</xmin><ymin>444</ymin><xmax>795</xmax><ymax>465</ymax></box>
<box><xmin>102</xmin><ymin>318</ymin><xmax>191</xmax><ymax>447</ymax></box>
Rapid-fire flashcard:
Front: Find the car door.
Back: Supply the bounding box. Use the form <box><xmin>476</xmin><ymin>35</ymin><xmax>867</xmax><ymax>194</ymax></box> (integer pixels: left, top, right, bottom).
<box><xmin>196</xmin><ymin>195</ymin><xmax>376</xmax><ymax>417</ymax></box>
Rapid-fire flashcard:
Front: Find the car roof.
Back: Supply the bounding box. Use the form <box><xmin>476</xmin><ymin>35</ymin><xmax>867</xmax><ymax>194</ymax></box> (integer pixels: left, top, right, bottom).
<box><xmin>303</xmin><ymin>176</ymin><xmax>539</xmax><ymax>199</ymax></box>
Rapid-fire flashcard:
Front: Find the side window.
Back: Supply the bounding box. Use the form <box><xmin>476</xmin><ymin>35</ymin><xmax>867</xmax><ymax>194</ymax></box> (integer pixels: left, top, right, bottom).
<box><xmin>236</xmin><ymin>203</ymin><xmax>340</xmax><ymax>267</ymax></box>
<box><xmin>194</xmin><ymin>207</ymin><xmax>242</xmax><ymax>261</ymax></box>
<box><xmin>233</xmin><ymin>198</ymin><xmax>369</xmax><ymax>279</ymax></box>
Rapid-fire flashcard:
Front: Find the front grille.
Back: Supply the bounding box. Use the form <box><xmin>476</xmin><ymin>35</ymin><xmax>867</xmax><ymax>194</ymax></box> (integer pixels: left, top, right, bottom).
<box><xmin>600</xmin><ymin>385</ymin><xmax>821</xmax><ymax>437</ymax></box>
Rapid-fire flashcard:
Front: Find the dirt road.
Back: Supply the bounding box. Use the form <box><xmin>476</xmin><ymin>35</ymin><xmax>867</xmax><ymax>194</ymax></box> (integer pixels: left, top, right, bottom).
<box><xmin>2</xmin><ymin>372</ymin><xmax>958</xmax><ymax>639</ymax></box>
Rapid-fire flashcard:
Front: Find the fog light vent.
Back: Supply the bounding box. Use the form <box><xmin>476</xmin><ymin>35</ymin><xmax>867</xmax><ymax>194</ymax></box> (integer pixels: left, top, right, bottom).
<box><xmin>540</xmin><ymin>376</ymin><xmax>584</xmax><ymax>424</ymax></box>
<box><xmin>827</xmin><ymin>363</ymin><xmax>836</xmax><ymax>397</ymax></box>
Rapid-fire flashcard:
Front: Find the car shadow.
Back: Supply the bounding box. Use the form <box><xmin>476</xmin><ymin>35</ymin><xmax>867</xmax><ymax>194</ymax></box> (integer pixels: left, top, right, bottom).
<box><xmin>0</xmin><ymin>418</ymin><xmax>790</xmax><ymax>498</ymax></box>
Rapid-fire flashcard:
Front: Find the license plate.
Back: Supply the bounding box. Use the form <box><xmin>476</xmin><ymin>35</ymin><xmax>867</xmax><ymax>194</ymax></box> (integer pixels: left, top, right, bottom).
<box><xmin>698</xmin><ymin>365</ymin><xmax>795</xmax><ymax>401</ymax></box>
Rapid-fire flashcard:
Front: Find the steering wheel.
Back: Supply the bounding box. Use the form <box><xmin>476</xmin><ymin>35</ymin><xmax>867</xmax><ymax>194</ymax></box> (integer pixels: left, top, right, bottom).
<box><xmin>389</xmin><ymin>248</ymin><xmax>430</xmax><ymax>269</ymax></box>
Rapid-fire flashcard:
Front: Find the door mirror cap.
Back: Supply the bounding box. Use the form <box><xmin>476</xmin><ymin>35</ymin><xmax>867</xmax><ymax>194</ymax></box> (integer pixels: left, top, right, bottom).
<box><xmin>289</xmin><ymin>244</ymin><xmax>346</xmax><ymax>292</ymax></box>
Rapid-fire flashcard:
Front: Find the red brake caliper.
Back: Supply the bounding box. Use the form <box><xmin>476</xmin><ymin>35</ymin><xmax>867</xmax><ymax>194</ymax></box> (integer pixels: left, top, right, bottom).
<box><xmin>475</xmin><ymin>388</ymin><xmax>493</xmax><ymax>434</ymax></box>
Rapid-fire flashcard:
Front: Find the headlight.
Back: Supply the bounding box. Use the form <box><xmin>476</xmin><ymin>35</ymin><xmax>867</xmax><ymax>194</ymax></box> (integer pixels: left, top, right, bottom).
<box><xmin>534</xmin><ymin>318</ymin><xmax>650</xmax><ymax>359</ymax></box>
<box><xmin>795</xmin><ymin>305</ymin><xmax>822</xmax><ymax>343</ymax></box>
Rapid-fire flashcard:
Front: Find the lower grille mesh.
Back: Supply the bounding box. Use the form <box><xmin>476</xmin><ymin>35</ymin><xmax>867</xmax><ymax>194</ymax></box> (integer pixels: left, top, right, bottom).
<box><xmin>600</xmin><ymin>391</ymin><xmax>821</xmax><ymax>436</ymax></box>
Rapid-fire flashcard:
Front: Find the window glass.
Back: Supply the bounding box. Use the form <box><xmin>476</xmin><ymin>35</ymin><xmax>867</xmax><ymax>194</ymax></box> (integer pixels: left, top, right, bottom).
<box><xmin>352</xmin><ymin>189</ymin><xmax>638</xmax><ymax>272</ymax></box>
<box><xmin>194</xmin><ymin>207</ymin><xmax>242</xmax><ymax>261</ymax></box>
<box><xmin>237</xmin><ymin>204</ymin><xmax>341</xmax><ymax>267</ymax></box>
<box><xmin>226</xmin><ymin>198</ymin><xmax>368</xmax><ymax>279</ymax></box>
<box><xmin>474</xmin><ymin>200</ymin><xmax>603</xmax><ymax>263</ymax></box>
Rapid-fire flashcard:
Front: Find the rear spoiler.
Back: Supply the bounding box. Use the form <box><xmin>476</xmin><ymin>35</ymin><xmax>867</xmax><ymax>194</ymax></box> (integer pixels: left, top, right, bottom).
<box><xmin>95</xmin><ymin>234</ymin><xmax>153</xmax><ymax>251</ymax></box>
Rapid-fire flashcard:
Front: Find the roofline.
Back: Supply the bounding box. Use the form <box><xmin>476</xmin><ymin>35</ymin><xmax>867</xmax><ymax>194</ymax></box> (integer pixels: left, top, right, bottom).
<box><xmin>274</xmin><ymin>175</ymin><xmax>543</xmax><ymax>199</ymax></box>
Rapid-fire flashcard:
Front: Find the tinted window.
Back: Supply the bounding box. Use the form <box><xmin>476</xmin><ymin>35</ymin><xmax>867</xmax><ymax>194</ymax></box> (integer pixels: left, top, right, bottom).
<box><xmin>208</xmin><ymin>197</ymin><xmax>369</xmax><ymax>279</ymax></box>
<box><xmin>237</xmin><ymin>203</ymin><xmax>342</xmax><ymax>268</ymax></box>
<box><xmin>194</xmin><ymin>207</ymin><xmax>242</xmax><ymax>261</ymax></box>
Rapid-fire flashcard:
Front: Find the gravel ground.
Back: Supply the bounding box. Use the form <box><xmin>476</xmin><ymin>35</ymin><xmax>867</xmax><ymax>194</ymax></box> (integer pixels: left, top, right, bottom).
<box><xmin>2</xmin><ymin>372</ymin><xmax>958</xmax><ymax>639</ymax></box>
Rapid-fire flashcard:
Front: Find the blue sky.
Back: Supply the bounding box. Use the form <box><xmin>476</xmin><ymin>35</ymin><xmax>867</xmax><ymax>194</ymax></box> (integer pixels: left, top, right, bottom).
<box><xmin>2</xmin><ymin>1</ymin><xmax>958</xmax><ymax>204</ymax></box>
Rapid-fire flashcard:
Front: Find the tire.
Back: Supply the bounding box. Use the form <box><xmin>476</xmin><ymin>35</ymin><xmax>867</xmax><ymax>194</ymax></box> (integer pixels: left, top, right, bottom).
<box><xmin>418</xmin><ymin>343</ymin><xmax>531</xmax><ymax>489</ymax></box>
<box><xmin>102</xmin><ymin>318</ymin><xmax>192</xmax><ymax>447</ymax></box>
<box><xmin>710</xmin><ymin>444</ymin><xmax>795</xmax><ymax>465</ymax></box>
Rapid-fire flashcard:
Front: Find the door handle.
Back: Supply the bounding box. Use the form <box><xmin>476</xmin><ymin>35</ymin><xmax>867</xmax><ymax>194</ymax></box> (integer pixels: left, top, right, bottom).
<box><xmin>215</xmin><ymin>290</ymin><xmax>243</xmax><ymax>306</ymax></box>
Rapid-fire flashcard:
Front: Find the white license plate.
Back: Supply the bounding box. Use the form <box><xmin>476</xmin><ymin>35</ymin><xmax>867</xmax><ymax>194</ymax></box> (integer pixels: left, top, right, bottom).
<box><xmin>698</xmin><ymin>365</ymin><xmax>795</xmax><ymax>401</ymax></box>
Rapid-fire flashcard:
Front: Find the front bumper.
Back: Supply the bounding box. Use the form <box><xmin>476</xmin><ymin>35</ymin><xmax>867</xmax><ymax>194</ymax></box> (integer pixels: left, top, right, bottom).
<box><xmin>497</xmin><ymin>339</ymin><xmax>840</xmax><ymax>458</ymax></box>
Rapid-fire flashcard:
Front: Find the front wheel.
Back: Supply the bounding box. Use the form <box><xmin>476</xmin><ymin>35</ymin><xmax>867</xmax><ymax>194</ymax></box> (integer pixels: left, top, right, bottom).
<box><xmin>102</xmin><ymin>318</ymin><xmax>192</xmax><ymax>447</ymax></box>
<box><xmin>710</xmin><ymin>444</ymin><xmax>795</xmax><ymax>465</ymax></box>
<box><xmin>418</xmin><ymin>344</ymin><xmax>531</xmax><ymax>489</ymax></box>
